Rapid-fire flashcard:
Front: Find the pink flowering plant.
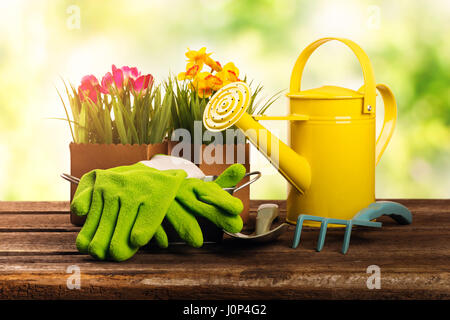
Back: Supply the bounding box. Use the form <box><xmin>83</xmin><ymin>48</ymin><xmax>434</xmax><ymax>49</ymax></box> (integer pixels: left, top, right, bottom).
<box><xmin>59</xmin><ymin>65</ymin><xmax>172</xmax><ymax>144</ymax></box>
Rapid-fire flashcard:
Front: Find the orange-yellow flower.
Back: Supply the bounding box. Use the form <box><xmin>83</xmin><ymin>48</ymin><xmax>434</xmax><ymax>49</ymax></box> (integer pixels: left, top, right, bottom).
<box><xmin>191</xmin><ymin>72</ymin><xmax>213</xmax><ymax>98</ymax></box>
<box><xmin>191</xmin><ymin>72</ymin><xmax>223</xmax><ymax>98</ymax></box>
<box><xmin>185</xmin><ymin>47</ymin><xmax>208</xmax><ymax>68</ymax></box>
<box><xmin>205</xmin><ymin>56</ymin><xmax>222</xmax><ymax>72</ymax></box>
<box><xmin>177</xmin><ymin>47</ymin><xmax>240</xmax><ymax>98</ymax></box>
<box><xmin>185</xmin><ymin>47</ymin><xmax>222</xmax><ymax>72</ymax></box>
<box><xmin>177</xmin><ymin>63</ymin><xmax>200</xmax><ymax>80</ymax></box>
<box><xmin>216</xmin><ymin>62</ymin><xmax>240</xmax><ymax>86</ymax></box>
<box><xmin>205</xmin><ymin>73</ymin><xmax>223</xmax><ymax>91</ymax></box>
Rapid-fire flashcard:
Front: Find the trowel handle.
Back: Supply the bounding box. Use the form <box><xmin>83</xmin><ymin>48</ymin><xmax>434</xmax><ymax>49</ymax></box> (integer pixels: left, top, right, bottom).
<box><xmin>255</xmin><ymin>204</ymin><xmax>279</xmax><ymax>235</ymax></box>
<box><xmin>353</xmin><ymin>201</ymin><xmax>412</xmax><ymax>225</ymax></box>
<box><xmin>375</xmin><ymin>84</ymin><xmax>397</xmax><ymax>166</ymax></box>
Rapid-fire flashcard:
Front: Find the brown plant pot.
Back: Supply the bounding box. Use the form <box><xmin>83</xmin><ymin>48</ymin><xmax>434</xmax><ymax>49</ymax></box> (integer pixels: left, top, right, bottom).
<box><xmin>168</xmin><ymin>141</ymin><xmax>251</xmax><ymax>224</ymax></box>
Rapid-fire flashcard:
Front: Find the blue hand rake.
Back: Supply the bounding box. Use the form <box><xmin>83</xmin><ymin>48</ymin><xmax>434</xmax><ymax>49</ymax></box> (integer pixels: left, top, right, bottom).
<box><xmin>292</xmin><ymin>201</ymin><xmax>412</xmax><ymax>254</ymax></box>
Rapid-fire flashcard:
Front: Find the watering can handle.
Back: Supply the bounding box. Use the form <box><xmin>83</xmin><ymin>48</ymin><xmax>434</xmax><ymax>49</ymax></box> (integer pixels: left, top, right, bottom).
<box><xmin>289</xmin><ymin>37</ymin><xmax>376</xmax><ymax>114</ymax></box>
<box><xmin>375</xmin><ymin>84</ymin><xmax>397</xmax><ymax>165</ymax></box>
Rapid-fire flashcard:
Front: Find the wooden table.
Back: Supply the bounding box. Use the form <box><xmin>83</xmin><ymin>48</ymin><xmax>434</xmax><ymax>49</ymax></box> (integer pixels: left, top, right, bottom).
<box><xmin>0</xmin><ymin>199</ymin><xmax>448</xmax><ymax>300</ymax></box>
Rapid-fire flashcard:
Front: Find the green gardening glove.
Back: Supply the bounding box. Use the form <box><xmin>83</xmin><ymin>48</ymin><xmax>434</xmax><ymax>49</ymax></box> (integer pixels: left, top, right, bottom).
<box><xmin>213</xmin><ymin>164</ymin><xmax>247</xmax><ymax>189</ymax></box>
<box><xmin>71</xmin><ymin>163</ymin><xmax>186</xmax><ymax>261</ymax></box>
<box><xmin>155</xmin><ymin>164</ymin><xmax>246</xmax><ymax>248</ymax></box>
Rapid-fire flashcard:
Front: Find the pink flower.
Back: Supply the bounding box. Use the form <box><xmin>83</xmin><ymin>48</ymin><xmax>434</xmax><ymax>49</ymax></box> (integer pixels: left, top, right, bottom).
<box><xmin>101</xmin><ymin>72</ymin><xmax>114</xmax><ymax>93</ymax></box>
<box><xmin>120</xmin><ymin>65</ymin><xmax>140</xmax><ymax>83</ymax></box>
<box><xmin>112</xmin><ymin>64</ymin><xmax>140</xmax><ymax>89</ymax></box>
<box><xmin>78</xmin><ymin>75</ymin><xmax>101</xmax><ymax>103</ymax></box>
<box><xmin>101</xmin><ymin>65</ymin><xmax>153</xmax><ymax>94</ymax></box>
<box><xmin>132</xmin><ymin>74</ymin><xmax>154</xmax><ymax>93</ymax></box>
<box><xmin>112</xmin><ymin>65</ymin><xmax>125</xmax><ymax>89</ymax></box>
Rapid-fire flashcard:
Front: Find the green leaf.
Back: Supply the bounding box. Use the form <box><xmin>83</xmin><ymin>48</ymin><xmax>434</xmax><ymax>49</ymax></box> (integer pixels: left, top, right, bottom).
<box><xmin>56</xmin><ymin>86</ymin><xmax>76</xmax><ymax>143</ymax></box>
<box><xmin>103</xmin><ymin>108</ymin><xmax>113</xmax><ymax>144</ymax></box>
<box><xmin>86</xmin><ymin>100</ymin><xmax>106</xmax><ymax>142</ymax></box>
<box><xmin>149</xmin><ymin>90</ymin><xmax>172</xmax><ymax>143</ymax></box>
<box><xmin>111</xmin><ymin>97</ymin><xmax>129</xmax><ymax>144</ymax></box>
<box><xmin>78</xmin><ymin>102</ymin><xmax>88</xmax><ymax>143</ymax></box>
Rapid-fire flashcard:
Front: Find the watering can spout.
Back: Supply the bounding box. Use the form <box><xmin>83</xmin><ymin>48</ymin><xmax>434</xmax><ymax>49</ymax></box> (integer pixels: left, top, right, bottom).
<box><xmin>203</xmin><ymin>82</ymin><xmax>311</xmax><ymax>195</ymax></box>
<box><xmin>237</xmin><ymin>113</ymin><xmax>311</xmax><ymax>194</ymax></box>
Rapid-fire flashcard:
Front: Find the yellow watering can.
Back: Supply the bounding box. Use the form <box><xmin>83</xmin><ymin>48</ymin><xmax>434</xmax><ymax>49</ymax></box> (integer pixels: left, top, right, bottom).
<box><xmin>203</xmin><ymin>37</ymin><xmax>397</xmax><ymax>226</ymax></box>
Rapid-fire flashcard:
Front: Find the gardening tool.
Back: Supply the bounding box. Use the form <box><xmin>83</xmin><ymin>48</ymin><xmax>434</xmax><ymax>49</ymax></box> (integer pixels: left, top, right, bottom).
<box><xmin>292</xmin><ymin>201</ymin><xmax>412</xmax><ymax>254</ymax></box>
<box><xmin>224</xmin><ymin>203</ymin><xmax>289</xmax><ymax>243</ymax></box>
<box><xmin>203</xmin><ymin>37</ymin><xmax>401</xmax><ymax>226</ymax></box>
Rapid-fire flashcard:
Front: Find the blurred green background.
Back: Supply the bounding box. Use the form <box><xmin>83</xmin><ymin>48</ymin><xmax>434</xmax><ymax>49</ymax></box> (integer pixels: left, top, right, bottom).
<box><xmin>0</xmin><ymin>0</ymin><xmax>449</xmax><ymax>200</ymax></box>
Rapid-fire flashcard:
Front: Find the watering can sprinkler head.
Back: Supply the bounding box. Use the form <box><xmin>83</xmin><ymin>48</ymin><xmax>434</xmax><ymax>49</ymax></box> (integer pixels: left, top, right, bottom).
<box><xmin>203</xmin><ymin>82</ymin><xmax>312</xmax><ymax>195</ymax></box>
<box><xmin>203</xmin><ymin>82</ymin><xmax>250</xmax><ymax>132</ymax></box>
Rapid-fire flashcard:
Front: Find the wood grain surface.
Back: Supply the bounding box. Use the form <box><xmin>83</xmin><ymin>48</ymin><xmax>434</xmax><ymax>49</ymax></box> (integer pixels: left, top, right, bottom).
<box><xmin>0</xmin><ymin>199</ymin><xmax>448</xmax><ymax>299</ymax></box>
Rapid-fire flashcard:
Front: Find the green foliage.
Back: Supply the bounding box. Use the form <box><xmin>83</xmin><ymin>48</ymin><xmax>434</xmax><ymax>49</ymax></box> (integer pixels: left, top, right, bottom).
<box><xmin>167</xmin><ymin>77</ymin><xmax>208</xmax><ymax>137</ymax></box>
<box><xmin>244</xmin><ymin>78</ymin><xmax>284</xmax><ymax>116</ymax></box>
<box><xmin>60</xmin><ymin>82</ymin><xmax>172</xmax><ymax>145</ymax></box>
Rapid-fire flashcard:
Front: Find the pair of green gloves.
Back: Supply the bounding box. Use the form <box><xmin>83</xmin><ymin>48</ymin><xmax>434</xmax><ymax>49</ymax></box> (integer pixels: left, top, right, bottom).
<box><xmin>71</xmin><ymin>162</ymin><xmax>246</xmax><ymax>261</ymax></box>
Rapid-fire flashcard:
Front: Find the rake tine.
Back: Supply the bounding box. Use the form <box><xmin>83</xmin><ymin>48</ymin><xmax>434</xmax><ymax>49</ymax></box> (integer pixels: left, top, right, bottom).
<box><xmin>342</xmin><ymin>221</ymin><xmax>353</xmax><ymax>254</ymax></box>
<box><xmin>292</xmin><ymin>215</ymin><xmax>307</xmax><ymax>248</ymax></box>
<box><xmin>293</xmin><ymin>215</ymin><xmax>328</xmax><ymax>249</ymax></box>
<box><xmin>316</xmin><ymin>220</ymin><xmax>329</xmax><ymax>252</ymax></box>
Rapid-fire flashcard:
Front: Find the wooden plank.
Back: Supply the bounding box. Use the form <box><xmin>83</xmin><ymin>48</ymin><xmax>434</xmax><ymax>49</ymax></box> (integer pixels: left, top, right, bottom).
<box><xmin>0</xmin><ymin>207</ymin><xmax>447</xmax><ymax>232</ymax></box>
<box><xmin>0</xmin><ymin>248</ymin><xmax>448</xmax><ymax>273</ymax></box>
<box><xmin>0</xmin><ymin>254</ymin><xmax>448</xmax><ymax>299</ymax></box>
<box><xmin>0</xmin><ymin>200</ymin><xmax>448</xmax><ymax>224</ymax></box>
<box><xmin>0</xmin><ymin>232</ymin><xmax>78</xmax><ymax>255</ymax></box>
<box><xmin>0</xmin><ymin>201</ymin><xmax>69</xmax><ymax>214</ymax></box>
<box><xmin>0</xmin><ymin>201</ymin><xmax>266</xmax><ymax>214</ymax></box>
<box><xmin>0</xmin><ymin>271</ymin><xmax>447</xmax><ymax>299</ymax></box>
<box><xmin>0</xmin><ymin>214</ymin><xmax>78</xmax><ymax>232</ymax></box>
<box><xmin>0</xmin><ymin>205</ymin><xmax>447</xmax><ymax>232</ymax></box>
<box><xmin>2</xmin><ymin>199</ymin><xmax>447</xmax><ymax>213</ymax></box>
<box><xmin>0</xmin><ymin>224</ymin><xmax>448</xmax><ymax>255</ymax></box>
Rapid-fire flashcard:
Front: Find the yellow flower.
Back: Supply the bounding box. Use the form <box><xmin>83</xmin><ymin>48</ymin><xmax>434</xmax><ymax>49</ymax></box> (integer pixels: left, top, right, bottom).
<box><xmin>191</xmin><ymin>72</ymin><xmax>223</xmax><ymax>98</ymax></box>
<box><xmin>177</xmin><ymin>63</ymin><xmax>200</xmax><ymax>80</ymax></box>
<box><xmin>177</xmin><ymin>48</ymin><xmax>240</xmax><ymax>98</ymax></box>
<box><xmin>191</xmin><ymin>72</ymin><xmax>212</xmax><ymax>98</ymax></box>
<box><xmin>205</xmin><ymin>73</ymin><xmax>223</xmax><ymax>91</ymax></box>
<box><xmin>205</xmin><ymin>56</ymin><xmax>222</xmax><ymax>72</ymax></box>
<box><xmin>216</xmin><ymin>62</ymin><xmax>240</xmax><ymax>86</ymax></box>
<box><xmin>185</xmin><ymin>47</ymin><xmax>222</xmax><ymax>72</ymax></box>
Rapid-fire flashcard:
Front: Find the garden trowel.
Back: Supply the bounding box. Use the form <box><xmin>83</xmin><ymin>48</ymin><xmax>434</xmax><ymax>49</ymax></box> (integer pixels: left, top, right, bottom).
<box><xmin>224</xmin><ymin>203</ymin><xmax>289</xmax><ymax>243</ymax></box>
